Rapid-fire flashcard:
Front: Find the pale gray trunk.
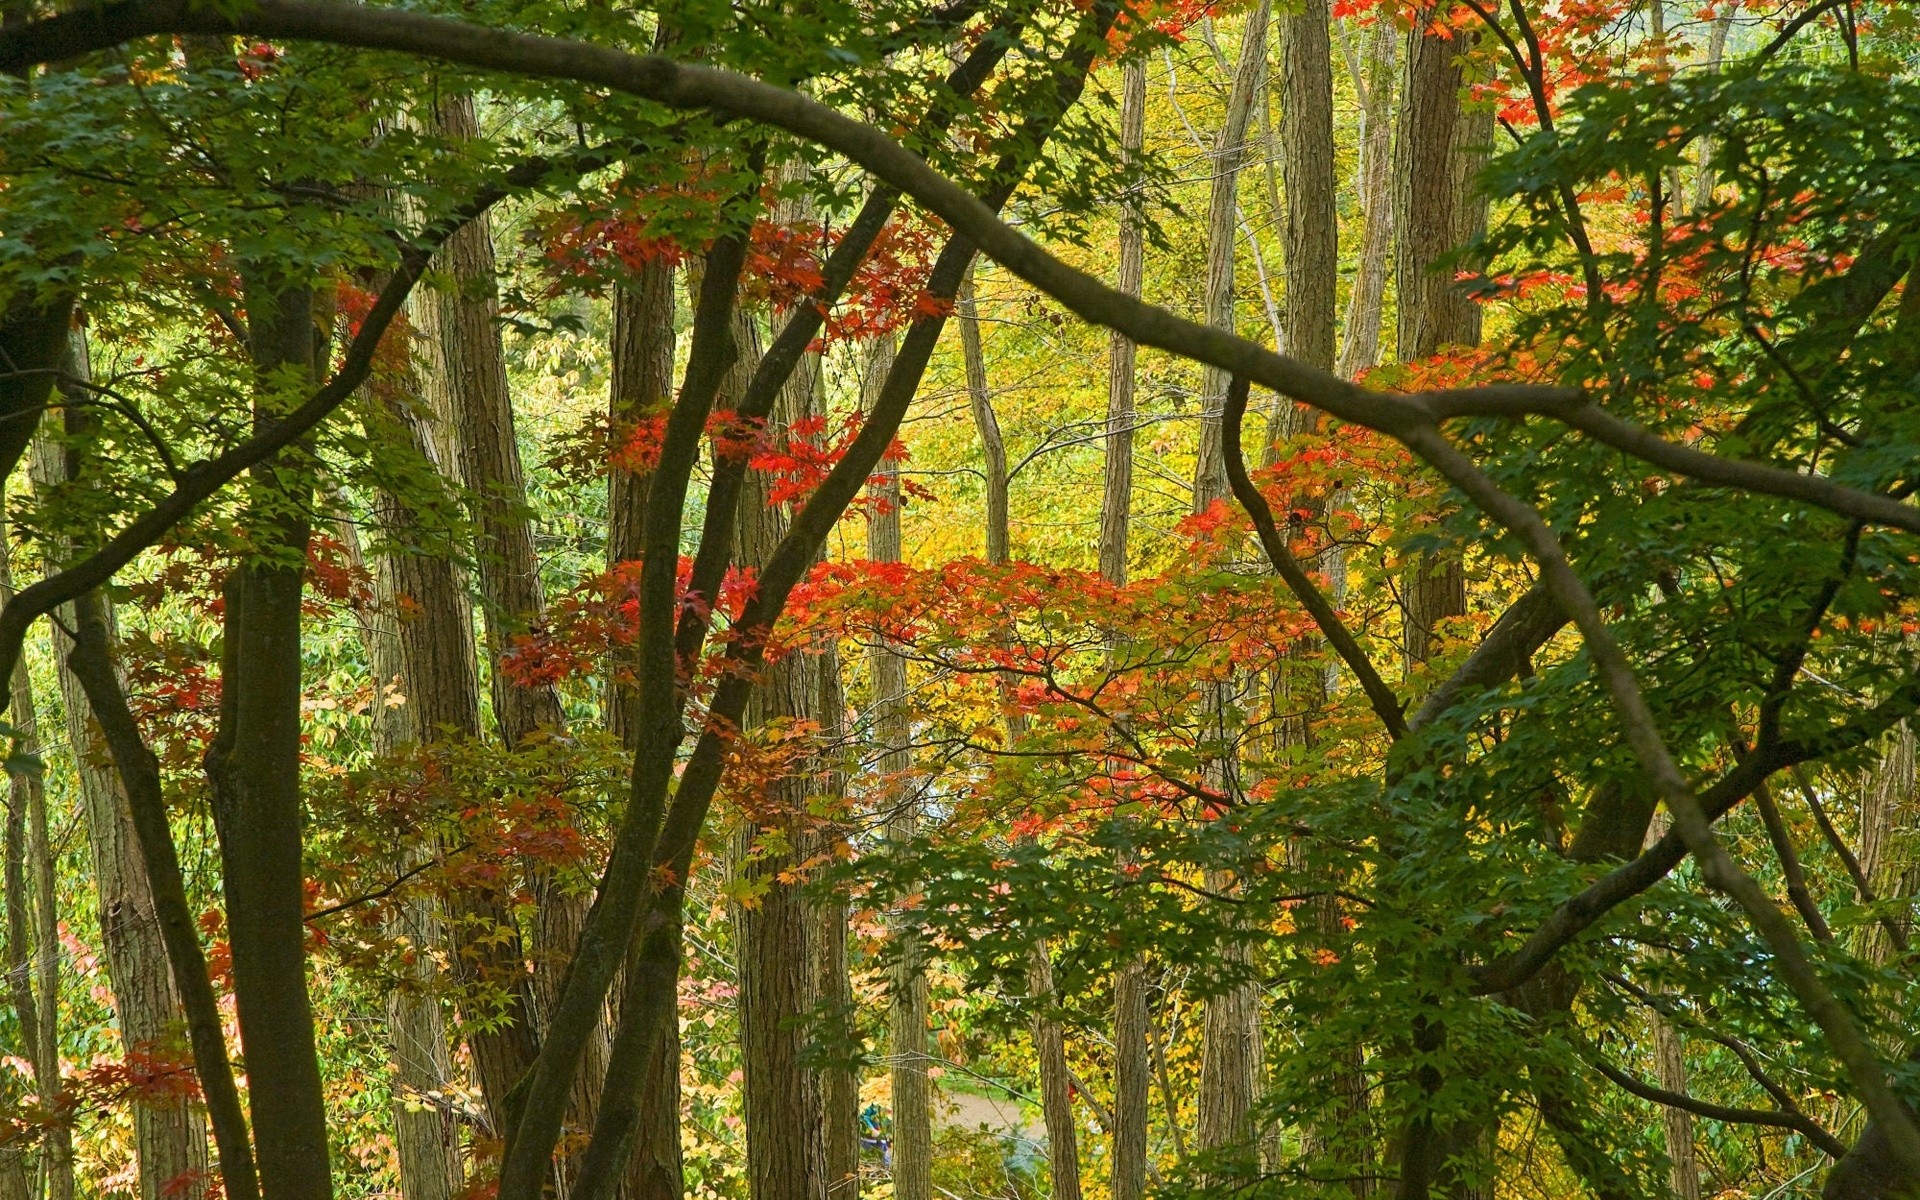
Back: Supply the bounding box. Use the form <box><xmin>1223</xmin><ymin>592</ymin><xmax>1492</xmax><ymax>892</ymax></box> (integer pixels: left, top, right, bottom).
<box><xmin>960</xmin><ymin>264</ymin><xmax>1082</xmax><ymax>1200</ymax></box>
<box><xmin>1336</xmin><ymin>19</ymin><xmax>1397</xmax><ymax>380</ymax></box>
<box><xmin>864</xmin><ymin>336</ymin><xmax>932</xmax><ymax>1200</ymax></box>
<box><xmin>1691</xmin><ymin>4</ymin><xmax>1737</xmax><ymax>212</ymax></box>
<box><xmin>36</xmin><ymin>340</ymin><xmax>209</xmax><ymax>1200</ymax></box>
<box><xmin>1193</xmin><ymin>0</ymin><xmax>1274</xmax><ymax>509</ymax></box>
<box><xmin>1105</xmin><ymin>60</ymin><xmax>1152</xmax><ymax>1200</ymax></box>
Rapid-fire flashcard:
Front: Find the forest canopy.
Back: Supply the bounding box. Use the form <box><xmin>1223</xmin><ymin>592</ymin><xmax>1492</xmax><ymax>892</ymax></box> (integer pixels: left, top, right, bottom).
<box><xmin>0</xmin><ymin>1</ymin><xmax>1915</xmax><ymax>1199</ymax></box>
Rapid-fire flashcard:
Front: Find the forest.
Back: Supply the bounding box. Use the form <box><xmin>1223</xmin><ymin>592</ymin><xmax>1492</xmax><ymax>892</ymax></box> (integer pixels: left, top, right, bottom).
<box><xmin>0</xmin><ymin>0</ymin><xmax>1914</xmax><ymax>1197</ymax></box>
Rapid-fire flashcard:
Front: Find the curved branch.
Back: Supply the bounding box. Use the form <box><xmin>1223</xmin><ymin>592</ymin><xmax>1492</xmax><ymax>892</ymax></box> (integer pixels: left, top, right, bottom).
<box><xmin>1221</xmin><ymin>375</ymin><xmax>1407</xmax><ymax>740</ymax></box>
<box><xmin>1587</xmin><ymin>1055</ymin><xmax>1847</xmax><ymax>1158</ymax></box>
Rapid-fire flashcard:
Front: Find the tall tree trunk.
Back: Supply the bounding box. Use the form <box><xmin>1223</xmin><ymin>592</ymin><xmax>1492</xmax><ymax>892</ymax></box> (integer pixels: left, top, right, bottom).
<box><xmin>814</xmin><ymin>643</ymin><xmax>860</xmax><ymax>1200</ymax></box>
<box><xmin>605</xmin><ymin>255</ymin><xmax>686</xmax><ymax>1200</ymax></box>
<box><xmin>864</xmin><ymin>335</ymin><xmax>932</xmax><ymax>1200</ymax></box>
<box><xmin>1105</xmin><ymin>58</ymin><xmax>1152</xmax><ymax>1200</ymax></box>
<box><xmin>1691</xmin><ymin>3</ymin><xmax>1736</xmax><ymax>213</ymax></box>
<box><xmin>959</xmin><ymin>261</ymin><xmax>1082</xmax><ymax>1200</ymax></box>
<box><xmin>1192</xmin><ymin>0</ymin><xmax>1274</xmax><ymax>509</ymax></box>
<box><xmin>0</xmin><ymin>497</ymin><xmax>75</xmax><ymax>1200</ymax></box>
<box><xmin>201</xmin><ymin>275</ymin><xmax>332</xmax><ymax>1200</ymax></box>
<box><xmin>1192</xmin><ymin>10</ymin><xmax>1271</xmax><ymax>1181</ymax></box>
<box><xmin>1281</xmin><ymin>0</ymin><xmax>1336</xmax><ymax>375</ymax></box>
<box><xmin>36</xmin><ymin>341</ymin><xmax>214</xmax><ymax>1200</ymax></box>
<box><xmin>730</xmin><ymin>311</ymin><xmax>831</xmax><ymax>1200</ymax></box>
<box><xmin>419</xmin><ymin>91</ymin><xmax>600</xmax><ymax>1159</ymax></box>
<box><xmin>341</xmin><ymin>357</ymin><xmax>474</xmax><ymax>1200</ymax></box>
<box><xmin>1336</xmin><ymin>18</ymin><xmax>1396</xmax><ymax>380</ymax></box>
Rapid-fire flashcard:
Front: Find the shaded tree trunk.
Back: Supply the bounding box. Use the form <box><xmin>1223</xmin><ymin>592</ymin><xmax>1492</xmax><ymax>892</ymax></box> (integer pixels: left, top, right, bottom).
<box><xmin>1651</xmin><ymin>1013</ymin><xmax>1700</xmax><ymax>1200</ymax></box>
<box><xmin>605</xmin><ymin>254</ymin><xmax>687</xmax><ymax>1200</ymax></box>
<box><xmin>201</xmin><ymin>274</ymin><xmax>332</xmax><ymax>1200</ymax></box>
<box><xmin>731</xmin><ymin>310</ymin><xmax>831</xmax><ymax>1200</ymax></box>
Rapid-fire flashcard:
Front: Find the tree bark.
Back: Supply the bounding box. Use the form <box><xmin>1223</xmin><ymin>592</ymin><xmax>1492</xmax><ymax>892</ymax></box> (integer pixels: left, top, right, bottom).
<box><xmin>1192</xmin><ymin>0</ymin><xmax>1273</xmax><ymax>510</ymax></box>
<box><xmin>731</xmin><ymin>309</ymin><xmax>831</xmax><ymax>1200</ymax></box>
<box><xmin>1337</xmin><ymin>18</ymin><xmax>1396</xmax><ymax>380</ymax></box>
<box><xmin>1281</xmin><ymin>0</ymin><xmax>1336</xmax><ymax>375</ymax></box>
<box><xmin>606</xmin><ymin>255</ymin><xmax>686</xmax><ymax>1200</ymax></box>
<box><xmin>419</xmin><ymin>91</ymin><xmax>604</xmax><ymax>1165</ymax></box>
<box><xmin>1650</xmin><ymin>1012</ymin><xmax>1701</xmax><ymax>1200</ymax></box>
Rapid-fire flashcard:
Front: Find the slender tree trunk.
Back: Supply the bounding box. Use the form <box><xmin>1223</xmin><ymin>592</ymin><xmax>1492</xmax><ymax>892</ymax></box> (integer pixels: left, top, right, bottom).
<box><xmin>1104</xmin><ymin>58</ymin><xmax>1152</xmax><ymax>1200</ymax></box>
<box><xmin>202</xmin><ymin>276</ymin><xmax>332</xmax><ymax>1200</ymax></box>
<box><xmin>1691</xmin><ymin>3</ymin><xmax>1736</xmax><ymax>212</ymax></box>
<box><xmin>959</xmin><ymin>261</ymin><xmax>1082</xmax><ymax>1200</ymax></box>
<box><xmin>1281</xmin><ymin>0</ymin><xmax>1336</xmax><ymax>375</ymax></box>
<box><xmin>1192</xmin><ymin>0</ymin><xmax>1273</xmax><ymax>509</ymax></box>
<box><xmin>1337</xmin><ymin>18</ymin><xmax>1396</xmax><ymax>380</ymax></box>
<box><xmin>864</xmin><ymin>335</ymin><xmax>932</xmax><ymax>1200</ymax></box>
<box><xmin>0</xmin><ymin>500</ymin><xmax>75</xmax><ymax>1200</ymax></box>
<box><xmin>814</xmin><ymin>646</ymin><xmax>860</xmax><ymax>1200</ymax></box>
<box><xmin>605</xmin><ymin>256</ymin><xmax>686</xmax><ymax>1200</ymax></box>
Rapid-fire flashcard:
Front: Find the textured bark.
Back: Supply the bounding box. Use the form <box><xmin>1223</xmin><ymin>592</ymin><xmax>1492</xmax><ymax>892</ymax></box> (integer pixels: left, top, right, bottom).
<box><xmin>864</xmin><ymin>335</ymin><xmax>932</xmax><ymax>1200</ymax></box>
<box><xmin>1192</xmin><ymin>0</ymin><xmax>1273</xmax><ymax>511</ymax></box>
<box><xmin>1281</xmin><ymin>0</ymin><xmax>1336</xmax><ymax>374</ymax></box>
<box><xmin>1337</xmin><ymin>19</ymin><xmax>1396</xmax><ymax>380</ymax></box>
<box><xmin>420</xmin><ymin>92</ymin><xmax>607</xmax><ymax>1166</ymax></box>
<box><xmin>1195</xmin><ymin>890</ymin><xmax>1261</xmax><ymax>1185</ymax></box>
<box><xmin>42</xmin><ymin>548</ymin><xmax>209</xmax><ymax>1199</ymax></box>
<box><xmin>203</xmin><ymin>276</ymin><xmax>333</xmax><ymax>1200</ymax></box>
<box><xmin>340</xmin><ymin>368</ymin><xmax>470</xmax><ymax>1200</ymax></box>
<box><xmin>1691</xmin><ymin>4</ymin><xmax>1737</xmax><ymax>213</ymax></box>
<box><xmin>1393</xmin><ymin>12</ymin><xmax>1480</xmax><ymax>362</ymax></box>
<box><xmin>1651</xmin><ymin>1013</ymin><xmax>1700</xmax><ymax>1200</ymax></box>
<box><xmin>730</xmin><ymin>311</ymin><xmax>830</xmax><ymax>1200</ymax></box>
<box><xmin>606</xmin><ymin>258</ymin><xmax>685</xmax><ymax>1200</ymax></box>
<box><xmin>1105</xmin><ymin>59</ymin><xmax>1151</xmax><ymax>1200</ymax></box>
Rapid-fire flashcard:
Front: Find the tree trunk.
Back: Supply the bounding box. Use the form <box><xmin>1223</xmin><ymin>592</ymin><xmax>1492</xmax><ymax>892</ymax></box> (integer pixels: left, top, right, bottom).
<box><xmin>419</xmin><ymin>91</ymin><xmax>601</xmax><ymax>1161</ymax></box>
<box><xmin>201</xmin><ymin>276</ymin><xmax>332</xmax><ymax>1200</ymax></box>
<box><xmin>960</xmin><ymin>262</ymin><xmax>1082</xmax><ymax>1200</ymax></box>
<box><xmin>1337</xmin><ymin>18</ymin><xmax>1396</xmax><ymax>380</ymax></box>
<box><xmin>1193</xmin><ymin>0</ymin><xmax>1274</xmax><ymax>510</ymax></box>
<box><xmin>1650</xmin><ymin>1013</ymin><xmax>1700</xmax><ymax>1200</ymax></box>
<box><xmin>864</xmin><ymin>335</ymin><xmax>933</xmax><ymax>1200</ymax></box>
<box><xmin>341</xmin><ymin>360</ymin><xmax>473</xmax><ymax>1200</ymax></box>
<box><xmin>1104</xmin><ymin>58</ymin><xmax>1152</xmax><ymax>1200</ymax></box>
<box><xmin>1281</xmin><ymin>0</ymin><xmax>1336</xmax><ymax>375</ymax></box>
<box><xmin>0</xmin><ymin>500</ymin><xmax>75</xmax><ymax>1200</ymax></box>
<box><xmin>606</xmin><ymin>255</ymin><xmax>686</xmax><ymax>1200</ymax></box>
<box><xmin>35</xmin><ymin>348</ymin><xmax>219</xmax><ymax>1199</ymax></box>
<box><xmin>728</xmin><ymin>309</ymin><xmax>831</xmax><ymax>1200</ymax></box>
